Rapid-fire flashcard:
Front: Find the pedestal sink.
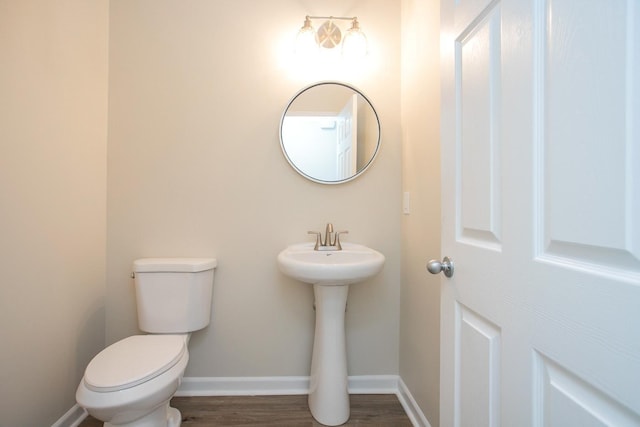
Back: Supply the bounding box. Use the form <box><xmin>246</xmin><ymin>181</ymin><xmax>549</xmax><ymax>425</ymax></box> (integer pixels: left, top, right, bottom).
<box><xmin>277</xmin><ymin>242</ymin><xmax>385</xmax><ymax>426</ymax></box>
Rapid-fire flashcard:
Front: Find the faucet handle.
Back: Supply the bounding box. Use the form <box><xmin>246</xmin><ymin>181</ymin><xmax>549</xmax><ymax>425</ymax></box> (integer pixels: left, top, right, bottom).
<box><xmin>334</xmin><ymin>230</ymin><xmax>349</xmax><ymax>250</ymax></box>
<box><xmin>308</xmin><ymin>231</ymin><xmax>322</xmax><ymax>250</ymax></box>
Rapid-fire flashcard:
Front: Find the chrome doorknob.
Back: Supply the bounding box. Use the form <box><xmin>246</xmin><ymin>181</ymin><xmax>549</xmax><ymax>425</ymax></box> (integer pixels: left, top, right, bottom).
<box><xmin>427</xmin><ymin>257</ymin><xmax>454</xmax><ymax>278</ymax></box>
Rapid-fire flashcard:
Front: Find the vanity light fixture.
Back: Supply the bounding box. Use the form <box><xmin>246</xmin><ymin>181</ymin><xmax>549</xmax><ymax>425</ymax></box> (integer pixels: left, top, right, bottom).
<box><xmin>295</xmin><ymin>15</ymin><xmax>368</xmax><ymax>58</ymax></box>
<box><xmin>294</xmin><ymin>16</ymin><xmax>319</xmax><ymax>56</ymax></box>
<box><xmin>341</xmin><ymin>18</ymin><xmax>368</xmax><ymax>59</ymax></box>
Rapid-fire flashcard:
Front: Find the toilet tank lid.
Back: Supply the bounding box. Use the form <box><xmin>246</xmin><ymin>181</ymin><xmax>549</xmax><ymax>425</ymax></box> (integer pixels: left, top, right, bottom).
<box><xmin>134</xmin><ymin>258</ymin><xmax>217</xmax><ymax>273</ymax></box>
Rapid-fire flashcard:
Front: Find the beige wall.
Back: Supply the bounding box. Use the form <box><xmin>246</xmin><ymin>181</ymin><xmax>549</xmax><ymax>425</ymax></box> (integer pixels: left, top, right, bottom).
<box><xmin>106</xmin><ymin>0</ymin><xmax>402</xmax><ymax>377</ymax></box>
<box><xmin>0</xmin><ymin>1</ymin><xmax>109</xmax><ymax>426</ymax></box>
<box><xmin>0</xmin><ymin>2</ymin><xmax>445</xmax><ymax>425</ymax></box>
<box><xmin>400</xmin><ymin>0</ymin><xmax>442</xmax><ymax>425</ymax></box>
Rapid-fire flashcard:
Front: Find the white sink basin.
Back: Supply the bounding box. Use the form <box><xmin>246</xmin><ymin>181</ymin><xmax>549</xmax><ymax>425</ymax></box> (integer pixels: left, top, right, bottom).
<box><xmin>277</xmin><ymin>242</ymin><xmax>385</xmax><ymax>286</ymax></box>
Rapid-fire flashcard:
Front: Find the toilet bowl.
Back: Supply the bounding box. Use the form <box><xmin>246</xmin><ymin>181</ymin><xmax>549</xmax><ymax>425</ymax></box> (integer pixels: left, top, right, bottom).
<box><xmin>77</xmin><ymin>258</ymin><xmax>217</xmax><ymax>427</ymax></box>
<box><xmin>76</xmin><ymin>334</ymin><xmax>189</xmax><ymax>427</ymax></box>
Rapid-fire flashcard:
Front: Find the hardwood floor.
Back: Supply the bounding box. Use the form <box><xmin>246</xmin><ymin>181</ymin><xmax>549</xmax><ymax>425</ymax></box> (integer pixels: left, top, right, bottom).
<box><xmin>78</xmin><ymin>394</ymin><xmax>413</xmax><ymax>426</ymax></box>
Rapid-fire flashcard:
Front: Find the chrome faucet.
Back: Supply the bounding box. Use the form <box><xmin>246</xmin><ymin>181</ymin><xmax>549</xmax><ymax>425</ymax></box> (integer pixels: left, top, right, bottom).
<box><xmin>308</xmin><ymin>223</ymin><xmax>349</xmax><ymax>251</ymax></box>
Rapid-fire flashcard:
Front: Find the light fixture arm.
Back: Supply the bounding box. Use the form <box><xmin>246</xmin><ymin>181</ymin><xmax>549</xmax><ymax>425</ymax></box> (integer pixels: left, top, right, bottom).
<box><xmin>304</xmin><ymin>15</ymin><xmax>358</xmax><ymax>22</ymax></box>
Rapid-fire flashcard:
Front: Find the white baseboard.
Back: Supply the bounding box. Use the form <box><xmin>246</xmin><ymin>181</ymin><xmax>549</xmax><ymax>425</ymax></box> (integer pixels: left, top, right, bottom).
<box><xmin>176</xmin><ymin>374</ymin><xmax>401</xmax><ymax>397</ymax></box>
<box><xmin>54</xmin><ymin>376</ymin><xmax>430</xmax><ymax>427</ymax></box>
<box><xmin>397</xmin><ymin>378</ymin><xmax>433</xmax><ymax>427</ymax></box>
<box><xmin>175</xmin><ymin>375</ymin><xmax>310</xmax><ymax>396</ymax></box>
<box><xmin>51</xmin><ymin>404</ymin><xmax>88</xmax><ymax>427</ymax></box>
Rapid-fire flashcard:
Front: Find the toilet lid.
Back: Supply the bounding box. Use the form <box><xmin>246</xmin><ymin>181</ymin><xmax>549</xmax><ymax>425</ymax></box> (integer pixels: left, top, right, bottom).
<box><xmin>84</xmin><ymin>335</ymin><xmax>186</xmax><ymax>392</ymax></box>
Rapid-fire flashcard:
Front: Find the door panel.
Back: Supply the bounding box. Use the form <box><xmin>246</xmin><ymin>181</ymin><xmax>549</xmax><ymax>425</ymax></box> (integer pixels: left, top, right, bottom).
<box><xmin>537</xmin><ymin>0</ymin><xmax>640</xmax><ymax>274</ymax></box>
<box><xmin>455</xmin><ymin>0</ymin><xmax>498</xmax><ymax>35</ymax></box>
<box><xmin>458</xmin><ymin>3</ymin><xmax>502</xmax><ymax>248</ymax></box>
<box><xmin>336</xmin><ymin>94</ymin><xmax>357</xmax><ymax>180</ymax></box>
<box><xmin>458</xmin><ymin>304</ymin><xmax>501</xmax><ymax>427</ymax></box>
<box><xmin>441</xmin><ymin>0</ymin><xmax>640</xmax><ymax>425</ymax></box>
<box><xmin>534</xmin><ymin>353</ymin><xmax>640</xmax><ymax>427</ymax></box>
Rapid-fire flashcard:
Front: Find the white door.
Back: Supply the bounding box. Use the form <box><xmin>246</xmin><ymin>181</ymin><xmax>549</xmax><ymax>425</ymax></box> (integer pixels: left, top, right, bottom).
<box><xmin>336</xmin><ymin>94</ymin><xmax>358</xmax><ymax>180</ymax></box>
<box><xmin>439</xmin><ymin>0</ymin><xmax>640</xmax><ymax>426</ymax></box>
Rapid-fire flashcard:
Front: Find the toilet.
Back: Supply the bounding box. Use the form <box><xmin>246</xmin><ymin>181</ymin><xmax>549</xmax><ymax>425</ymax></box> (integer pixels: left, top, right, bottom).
<box><xmin>76</xmin><ymin>257</ymin><xmax>217</xmax><ymax>427</ymax></box>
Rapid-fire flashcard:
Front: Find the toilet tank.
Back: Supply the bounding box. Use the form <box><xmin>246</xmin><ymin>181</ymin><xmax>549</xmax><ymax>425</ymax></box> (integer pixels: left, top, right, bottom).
<box><xmin>133</xmin><ymin>258</ymin><xmax>217</xmax><ymax>333</ymax></box>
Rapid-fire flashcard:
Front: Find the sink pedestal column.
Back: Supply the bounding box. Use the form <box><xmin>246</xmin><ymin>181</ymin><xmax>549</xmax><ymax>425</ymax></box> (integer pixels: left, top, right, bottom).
<box><xmin>308</xmin><ymin>283</ymin><xmax>350</xmax><ymax>426</ymax></box>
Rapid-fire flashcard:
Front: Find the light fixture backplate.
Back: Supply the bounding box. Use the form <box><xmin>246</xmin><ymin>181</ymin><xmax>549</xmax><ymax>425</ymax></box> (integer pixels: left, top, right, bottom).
<box><xmin>317</xmin><ymin>21</ymin><xmax>342</xmax><ymax>49</ymax></box>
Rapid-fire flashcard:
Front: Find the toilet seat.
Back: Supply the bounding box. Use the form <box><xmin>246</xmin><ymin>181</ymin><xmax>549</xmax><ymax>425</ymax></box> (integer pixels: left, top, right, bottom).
<box><xmin>84</xmin><ymin>335</ymin><xmax>186</xmax><ymax>392</ymax></box>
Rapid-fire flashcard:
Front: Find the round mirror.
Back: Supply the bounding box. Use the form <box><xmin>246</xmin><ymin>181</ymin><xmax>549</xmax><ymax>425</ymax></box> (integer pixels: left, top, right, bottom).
<box><xmin>279</xmin><ymin>82</ymin><xmax>381</xmax><ymax>184</ymax></box>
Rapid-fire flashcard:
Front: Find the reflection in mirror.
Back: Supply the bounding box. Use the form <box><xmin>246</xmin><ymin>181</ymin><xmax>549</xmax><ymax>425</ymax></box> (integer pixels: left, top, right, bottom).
<box><xmin>280</xmin><ymin>82</ymin><xmax>381</xmax><ymax>184</ymax></box>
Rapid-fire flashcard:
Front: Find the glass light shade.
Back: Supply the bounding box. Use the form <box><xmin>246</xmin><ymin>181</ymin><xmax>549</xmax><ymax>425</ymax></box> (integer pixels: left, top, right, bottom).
<box><xmin>342</xmin><ymin>19</ymin><xmax>368</xmax><ymax>59</ymax></box>
<box><xmin>295</xmin><ymin>17</ymin><xmax>319</xmax><ymax>56</ymax></box>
